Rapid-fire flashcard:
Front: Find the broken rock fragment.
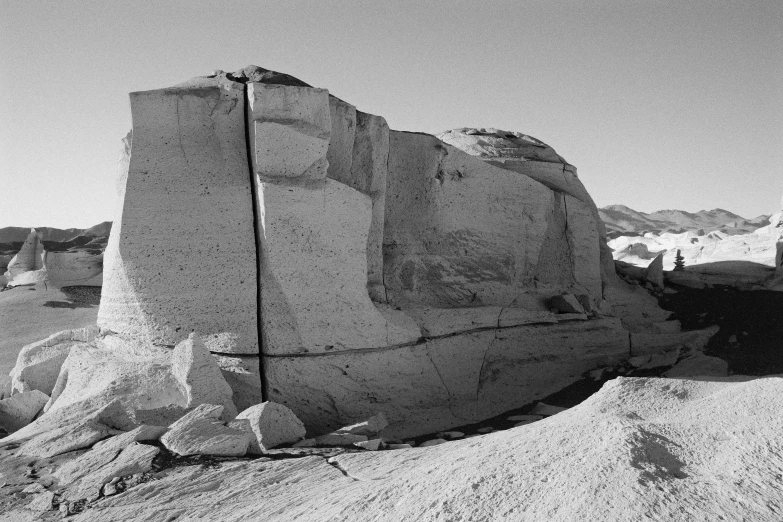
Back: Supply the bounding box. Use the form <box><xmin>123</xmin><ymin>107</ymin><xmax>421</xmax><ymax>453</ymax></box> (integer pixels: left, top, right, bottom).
<box><xmin>336</xmin><ymin>412</ymin><xmax>388</xmax><ymax>437</ymax></box>
<box><xmin>234</xmin><ymin>401</ymin><xmax>306</xmax><ymax>454</ymax></box>
<box><xmin>0</xmin><ymin>389</ymin><xmax>49</xmax><ymax>433</ymax></box>
<box><xmin>161</xmin><ymin>404</ymin><xmax>251</xmax><ymax>457</ymax></box>
<box><xmin>172</xmin><ymin>333</ymin><xmax>237</xmax><ymax>420</ymax></box>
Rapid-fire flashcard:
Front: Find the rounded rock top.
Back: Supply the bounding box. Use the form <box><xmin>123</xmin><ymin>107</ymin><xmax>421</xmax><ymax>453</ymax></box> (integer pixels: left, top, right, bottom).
<box><xmin>436</xmin><ymin>127</ymin><xmax>568</xmax><ymax>165</ymax></box>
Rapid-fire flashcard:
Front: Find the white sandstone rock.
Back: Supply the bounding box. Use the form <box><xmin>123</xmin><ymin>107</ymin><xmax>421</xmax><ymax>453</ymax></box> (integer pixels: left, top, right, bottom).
<box><xmin>44</xmin><ymin>337</ymin><xmax>190</xmax><ymax>426</ymax></box>
<box><xmin>161</xmin><ymin>404</ymin><xmax>251</xmax><ymax>457</ymax></box>
<box><xmin>54</xmin><ymin>425</ymin><xmax>165</xmax><ymax>499</ymax></box>
<box><xmin>98</xmin><ymin>75</ymin><xmax>259</xmax><ymax>361</ymax></box>
<box><xmin>64</xmin><ymin>443</ymin><xmax>160</xmax><ymax>501</ymax></box>
<box><xmin>234</xmin><ymin>402</ymin><xmax>306</xmax><ymax>453</ymax></box>
<box><xmin>384</xmin><ymin>131</ymin><xmax>602</xmax><ymax>309</ymax></box>
<box><xmin>10</xmin><ymin>325</ymin><xmax>99</xmax><ymax>395</ymax></box>
<box><xmin>0</xmin><ymin>389</ymin><xmax>49</xmax><ymax>433</ymax></box>
<box><xmin>256</xmin><ymin>178</ymin><xmax>419</xmax><ymax>355</ymax></box>
<box><xmin>172</xmin><ymin>333</ymin><xmax>237</xmax><ymax>419</ymax></box>
<box><xmin>247</xmin><ymin>82</ymin><xmax>331</xmax><ymax>181</ymax></box>
<box><xmin>13</xmin><ymin>400</ymin><xmax>132</xmax><ymax>458</ymax></box>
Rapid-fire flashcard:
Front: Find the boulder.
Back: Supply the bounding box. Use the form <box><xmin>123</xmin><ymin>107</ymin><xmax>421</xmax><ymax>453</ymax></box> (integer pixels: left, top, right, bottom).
<box><xmin>0</xmin><ymin>390</ymin><xmax>49</xmax><ymax>433</ymax></box>
<box><xmin>171</xmin><ymin>333</ymin><xmax>237</xmax><ymax>419</ymax></box>
<box><xmin>234</xmin><ymin>402</ymin><xmax>306</xmax><ymax>454</ymax></box>
<box><xmin>13</xmin><ymin>400</ymin><xmax>133</xmax><ymax>458</ymax></box>
<box><xmin>160</xmin><ymin>404</ymin><xmax>251</xmax><ymax>457</ymax></box>
<box><xmin>43</xmin><ymin>337</ymin><xmax>190</xmax><ymax>426</ymax></box>
<box><xmin>10</xmin><ymin>325</ymin><xmax>99</xmax><ymax>395</ymax></box>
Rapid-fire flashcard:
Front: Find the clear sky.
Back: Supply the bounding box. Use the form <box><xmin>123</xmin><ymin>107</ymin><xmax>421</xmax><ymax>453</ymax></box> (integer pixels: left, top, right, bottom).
<box><xmin>1</xmin><ymin>0</ymin><xmax>781</xmax><ymax>228</ymax></box>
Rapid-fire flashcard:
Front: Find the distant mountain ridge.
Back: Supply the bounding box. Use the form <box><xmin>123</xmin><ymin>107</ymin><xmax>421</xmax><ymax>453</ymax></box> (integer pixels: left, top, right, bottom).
<box><xmin>0</xmin><ymin>222</ymin><xmax>112</xmax><ymax>264</ymax></box>
<box><xmin>600</xmin><ymin>206</ymin><xmax>769</xmax><ymax>239</ymax></box>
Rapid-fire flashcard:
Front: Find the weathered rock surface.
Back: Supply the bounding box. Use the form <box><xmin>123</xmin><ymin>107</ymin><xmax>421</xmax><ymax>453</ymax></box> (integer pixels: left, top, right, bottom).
<box><xmin>384</xmin><ymin>130</ymin><xmax>602</xmax><ymax>310</ymax></box>
<box><xmin>10</xmin><ymin>325</ymin><xmax>99</xmax><ymax>395</ymax></box>
<box><xmin>644</xmin><ymin>252</ymin><xmax>665</xmax><ymax>288</ymax></box>
<box><xmin>438</xmin><ymin>127</ymin><xmax>615</xmax><ymax>293</ymax></box>
<box><xmin>0</xmin><ymin>390</ymin><xmax>48</xmax><ymax>433</ymax></box>
<box><xmin>60</xmin><ymin>376</ymin><xmax>783</xmax><ymax>522</ymax></box>
<box><xmin>160</xmin><ymin>404</ymin><xmax>250</xmax><ymax>457</ymax></box>
<box><xmin>54</xmin><ymin>425</ymin><xmax>165</xmax><ymax>500</ymax></box>
<box><xmin>234</xmin><ymin>402</ymin><xmax>306</xmax><ymax>453</ymax></box>
<box><xmin>267</xmin><ymin>317</ymin><xmax>629</xmax><ymax>438</ymax></box>
<box><xmin>171</xmin><ymin>333</ymin><xmax>237</xmax><ymax>419</ymax></box>
<box><xmin>98</xmin><ymin>74</ymin><xmax>259</xmax><ymax>358</ymax></box>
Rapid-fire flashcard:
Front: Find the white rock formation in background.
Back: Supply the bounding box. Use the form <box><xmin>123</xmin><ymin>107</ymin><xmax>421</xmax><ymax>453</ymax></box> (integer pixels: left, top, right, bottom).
<box><xmin>3</xmin><ymin>228</ymin><xmax>47</xmax><ymax>287</ymax></box>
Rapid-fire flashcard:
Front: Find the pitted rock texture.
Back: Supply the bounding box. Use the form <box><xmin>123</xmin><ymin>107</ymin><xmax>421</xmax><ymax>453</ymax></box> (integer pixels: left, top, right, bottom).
<box><xmin>97</xmin><ymin>74</ymin><xmax>258</xmax><ymax>355</ymax></box>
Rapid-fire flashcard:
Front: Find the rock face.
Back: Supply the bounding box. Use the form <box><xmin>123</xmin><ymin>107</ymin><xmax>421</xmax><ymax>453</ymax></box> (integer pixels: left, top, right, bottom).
<box><xmin>97</xmin><ymin>74</ymin><xmax>259</xmax><ymax>358</ymax></box>
<box><xmin>56</xmin><ymin>65</ymin><xmax>702</xmax><ymax>438</ymax></box>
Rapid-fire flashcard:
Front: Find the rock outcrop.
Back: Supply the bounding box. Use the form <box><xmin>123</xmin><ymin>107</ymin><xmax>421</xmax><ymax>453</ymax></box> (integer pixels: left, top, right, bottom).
<box><xmin>6</xmin><ymin>65</ymin><xmax>715</xmax><ymax>442</ymax></box>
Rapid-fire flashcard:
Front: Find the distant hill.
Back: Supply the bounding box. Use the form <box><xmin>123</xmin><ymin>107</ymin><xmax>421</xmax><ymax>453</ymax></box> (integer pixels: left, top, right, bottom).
<box><xmin>0</xmin><ymin>222</ymin><xmax>112</xmax><ymax>263</ymax></box>
<box><xmin>599</xmin><ymin>206</ymin><xmax>769</xmax><ymax>239</ymax></box>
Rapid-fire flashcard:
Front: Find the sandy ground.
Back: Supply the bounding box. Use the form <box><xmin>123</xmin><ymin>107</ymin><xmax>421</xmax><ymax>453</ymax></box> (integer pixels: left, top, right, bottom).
<box><xmin>0</xmin><ymin>285</ymin><xmax>99</xmax><ymax>375</ymax></box>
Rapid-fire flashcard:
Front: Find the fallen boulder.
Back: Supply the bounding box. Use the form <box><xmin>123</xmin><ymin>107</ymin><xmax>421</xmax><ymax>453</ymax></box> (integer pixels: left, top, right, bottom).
<box><xmin>160</xmin><ymin>404</ymin><xmax>251</xmax><ymax>457</ymax></box>
<box><xmin>234</xmin><ymin>402</ymin><xmax>306</xmax><ymax>454</ymax></box>
<box><xmin>171</xmin><ymin>333</ymin><xmax>237</xmax><ymax>420</ymax></box>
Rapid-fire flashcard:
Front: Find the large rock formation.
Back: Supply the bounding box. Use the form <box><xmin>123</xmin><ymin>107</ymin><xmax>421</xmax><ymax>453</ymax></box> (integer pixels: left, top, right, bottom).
<box><xmin>8</xmin><ymin>65</ymin><xmax>711</xmax><ymax>440</ymax></box>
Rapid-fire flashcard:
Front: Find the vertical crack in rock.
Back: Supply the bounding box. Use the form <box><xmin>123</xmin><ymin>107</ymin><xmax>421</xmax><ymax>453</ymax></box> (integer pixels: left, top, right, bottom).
<box><xmin>243</xmin><ymin>83</ymin><xmax>268</xmax><ymax>401</ymax></box>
